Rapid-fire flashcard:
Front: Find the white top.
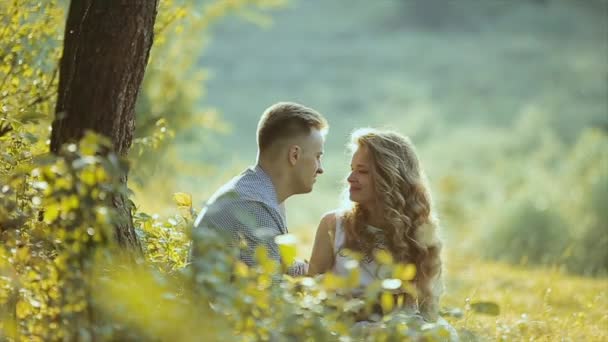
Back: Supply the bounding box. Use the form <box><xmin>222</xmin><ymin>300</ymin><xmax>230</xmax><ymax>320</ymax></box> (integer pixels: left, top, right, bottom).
<box><xmin>332</xmin><ymin>214</ymin><xmax>382</xmax><ymax>287</ymax></box>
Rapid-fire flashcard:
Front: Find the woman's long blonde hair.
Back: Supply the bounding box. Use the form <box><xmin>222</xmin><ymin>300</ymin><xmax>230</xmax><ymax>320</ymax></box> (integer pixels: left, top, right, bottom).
<box><xmin>341</xmin><ymin>128</ymin><xmax>443</xmax><ymax>319</ymax></box>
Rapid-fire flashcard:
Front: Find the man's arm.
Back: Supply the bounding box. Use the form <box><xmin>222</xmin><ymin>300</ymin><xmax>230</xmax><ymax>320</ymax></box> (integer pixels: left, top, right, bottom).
<box><xmin>233</xmin><ymin>201</ymin><xmax>308</xmax><ymax>276</ymax></box>
<box><xmin>191</xmin><ymin>199</ymin><xmax>306</xmax><ymax>276</ymax></box>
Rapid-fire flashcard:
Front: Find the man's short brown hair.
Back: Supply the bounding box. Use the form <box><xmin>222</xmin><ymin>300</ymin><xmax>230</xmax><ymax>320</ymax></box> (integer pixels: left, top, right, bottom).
<box><xmin>257</xmin><ymin>102</ymin><xmax>328</xmax><ymax>152</ymax></box>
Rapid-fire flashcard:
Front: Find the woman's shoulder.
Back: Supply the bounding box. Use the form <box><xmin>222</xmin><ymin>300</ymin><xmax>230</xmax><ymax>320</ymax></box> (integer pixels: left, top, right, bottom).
<box><xmin>319</xmin><ymin>210</ymin><xmax>338</xmax><ymax>226</ymax></box>
<box><xmin>318</xmin><ymin>210</ymin><xmax>344</xmax><ymax>234</ymax></box>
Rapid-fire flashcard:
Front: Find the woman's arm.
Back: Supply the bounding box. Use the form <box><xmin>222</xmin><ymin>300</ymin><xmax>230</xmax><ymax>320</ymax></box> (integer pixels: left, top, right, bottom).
<box><xmin>307</xmin><ymin>212</ymin><xmax>337</xmax><ymax>276</ymax></box>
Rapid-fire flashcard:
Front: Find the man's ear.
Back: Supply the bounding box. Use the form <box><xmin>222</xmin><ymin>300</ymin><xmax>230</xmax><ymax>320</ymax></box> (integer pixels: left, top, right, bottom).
<box><xmin>288</xmin><ymin>145</ymin><xmax>301</xmax><ymax>166</ymax></box>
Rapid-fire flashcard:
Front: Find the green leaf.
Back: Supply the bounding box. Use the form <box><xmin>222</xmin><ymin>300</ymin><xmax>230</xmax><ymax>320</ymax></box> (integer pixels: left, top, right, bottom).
<box><xmin>470</xmin><ymin>301</ymin><xmax>500</xmax><ymax>316</ymax></box>
<box><xmin>19</xmin><ymin>111</ymin><xmax>46</xmax><ymax>124</ymax></box>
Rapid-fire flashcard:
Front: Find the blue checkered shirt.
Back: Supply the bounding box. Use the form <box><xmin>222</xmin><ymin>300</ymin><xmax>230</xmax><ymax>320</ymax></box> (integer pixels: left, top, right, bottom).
<box><xmin>190</xmin><ymin>165</ymin><xmax>307</xmax><ymax>276</ymax></box>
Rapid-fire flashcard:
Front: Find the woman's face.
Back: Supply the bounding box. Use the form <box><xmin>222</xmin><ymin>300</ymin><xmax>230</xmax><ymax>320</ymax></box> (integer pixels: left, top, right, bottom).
<box><xmin>347</xmin><ymin>145</ymin><xmax>375</xmax><ymax>206</ymax></box>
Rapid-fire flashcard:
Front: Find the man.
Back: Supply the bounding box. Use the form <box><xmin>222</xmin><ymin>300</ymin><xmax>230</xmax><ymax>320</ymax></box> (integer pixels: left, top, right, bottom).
<box><xmin>190</xmin><ymin>102</ymin><xmax>328</xmax><ymax>276</ymax></box>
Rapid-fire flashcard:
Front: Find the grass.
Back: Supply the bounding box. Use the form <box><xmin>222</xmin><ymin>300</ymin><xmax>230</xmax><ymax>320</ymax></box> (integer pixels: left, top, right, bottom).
<box><xmin>288</xmin><ymin>227</ymin><xmax>608</xmax><ymax>341</ymax></box>
<box><xmin>442</xmin><ymin>252</ymin><xmax>608</xmax><ymax>341</ymax></box>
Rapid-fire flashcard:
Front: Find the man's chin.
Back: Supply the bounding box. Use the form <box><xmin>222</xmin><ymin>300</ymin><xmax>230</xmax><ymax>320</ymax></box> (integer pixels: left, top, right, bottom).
<box><xmin>298</xmin><ymin>185</ymin><xmax>314</xmax><ymax>194</ymax></box>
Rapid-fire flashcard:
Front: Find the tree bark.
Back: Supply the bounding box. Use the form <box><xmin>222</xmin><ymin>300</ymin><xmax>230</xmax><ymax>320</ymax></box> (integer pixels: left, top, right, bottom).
<box><xmin>51</xmin><ymin>0</ymin><xmax>159</xmax><ymax>252</ymax></box>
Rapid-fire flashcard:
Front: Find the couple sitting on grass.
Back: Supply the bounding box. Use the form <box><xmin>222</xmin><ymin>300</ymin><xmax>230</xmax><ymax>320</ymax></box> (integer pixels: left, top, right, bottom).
<box><xmin>189</xmin><ymin>102</ymin><xmax>456</xmax><ymax>338</ymax></box>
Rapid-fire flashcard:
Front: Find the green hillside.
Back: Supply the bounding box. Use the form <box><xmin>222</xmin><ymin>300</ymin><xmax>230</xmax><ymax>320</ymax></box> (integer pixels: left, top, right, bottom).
<box><xmin>170</xmin><ymin>0</ymin><xmax>607</xmax><ymax>236</ymax></box>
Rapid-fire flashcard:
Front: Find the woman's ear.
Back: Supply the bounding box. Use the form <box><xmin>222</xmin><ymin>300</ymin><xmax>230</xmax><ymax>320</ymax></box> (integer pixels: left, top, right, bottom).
<box><xmin>288</xmin><ymin>145</ymin><xmax>301</xmax><ymax>166</ymax></box>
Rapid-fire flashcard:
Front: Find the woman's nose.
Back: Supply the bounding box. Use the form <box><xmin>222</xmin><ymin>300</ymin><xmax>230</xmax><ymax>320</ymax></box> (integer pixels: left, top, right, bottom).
<box><xmin>347</xmin><ymin>172</ymin><xmax>356</xmax><ymax>183</ymax></box>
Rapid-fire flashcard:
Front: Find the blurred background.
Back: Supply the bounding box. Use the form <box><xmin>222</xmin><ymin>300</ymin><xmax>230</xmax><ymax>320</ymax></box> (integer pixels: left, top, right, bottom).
<box><xmin>133</xmin><ymin>0</ymin><xmax>607</xmax><ymax>278</ymax></box>
<box><xmin>1</xmin><ymin>0</ymin><xmax>606</xmax><ymax>339</ymax></box>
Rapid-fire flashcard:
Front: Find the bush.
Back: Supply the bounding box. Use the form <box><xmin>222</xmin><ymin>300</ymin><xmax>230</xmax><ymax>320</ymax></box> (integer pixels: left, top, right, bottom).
<box><xmin>482</xmin><ymin>195</ymin><xmax>570</xmax><ymax>267</ymax></box>
<box><xmin>479</xmin><ymin>128</ymin><xmax>608</xmax><ymax>275</ymax></box>
<box><xmin>561</xmin><ymin>129</ymin><xmax>608</xmax><ymax>276</ymax></box>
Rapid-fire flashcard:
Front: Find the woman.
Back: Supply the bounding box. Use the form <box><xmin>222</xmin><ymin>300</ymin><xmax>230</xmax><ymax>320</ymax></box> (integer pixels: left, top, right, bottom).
<box><xmin>308</xmin><ymin>128</ymin><xmax>449</xmax><ymax>326</ymax></box>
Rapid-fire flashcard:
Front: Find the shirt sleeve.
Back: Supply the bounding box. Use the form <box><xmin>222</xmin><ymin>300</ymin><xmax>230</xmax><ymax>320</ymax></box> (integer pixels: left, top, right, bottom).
<box><xmin>191</xmin><ymin>199</ymin><xmax>306</xmax><ymax>276</ymax></box>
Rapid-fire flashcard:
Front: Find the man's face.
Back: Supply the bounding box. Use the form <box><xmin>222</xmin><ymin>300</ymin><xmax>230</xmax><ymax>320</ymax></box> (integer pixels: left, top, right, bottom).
<box><xmin>292</xmin><ymin>129</ymin><xmax>325</xmax><ymax>194</ymax></box>
<box><xmin>347</xmin><ymin>145</ymin><xmax>375</xmax><ymax>206</ymax></box>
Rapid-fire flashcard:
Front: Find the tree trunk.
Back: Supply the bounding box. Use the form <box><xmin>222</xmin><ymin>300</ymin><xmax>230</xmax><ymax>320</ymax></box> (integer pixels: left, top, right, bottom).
<box><xmin>51</xmin><ymin>0</ymin><xmax>159</xmax><ymax>252</ymax></box>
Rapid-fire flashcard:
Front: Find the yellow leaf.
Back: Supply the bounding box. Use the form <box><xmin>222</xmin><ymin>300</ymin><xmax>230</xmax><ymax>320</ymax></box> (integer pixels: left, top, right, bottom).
<box><xmin>275</xmin><ymin>234</ymin><xmax>297</xmax><ymax>267</ymax></box>
<box><xmin>374</xmin><ymin>249</ymin><xmax>394</xmax><ymax>265</ymax></box>
<box><xmin>61</xmin><ymin>194</ymin><xmax>79</xmax><ymax>211</ymax></box>
<box><xmin>16</xmin><ymin>247</ymin><xmax>30</xmax><ymax>263</ymax></box>
<box><xmin>0</xmin><ymin>319</ymin><xmax>17</xmax><ymax>339</ymax></box>
<box><xmin>44</xmin><ymin>203</ymin><xmax>60</xmax><ymax>223</ymax></box>
<box><xmin>322</xmin><ymin>273</ymin><xmax>345</xmax><ymax>291</ymax></box>
<box><xmin>173</xmin><ymin>192</ymin><xmax>192</xmax><ymax>207</ymax></box>
<box><xmin>81</xmin><ymin>167</ymin><xmax>96</xmax><ymax>186</ymax></box>
<box><xmin>346</xmin><ymin>268</ymin><xmax>361</xmax><ymax>289</ymax></box>
<box><xmin>10</xmin><ymin>77</ymin><xmax>20</xmax><ymax>87</ymax></box>
<box><xmin>95</xmin><ymin>167</ymin><xmax>107</xmax><ymax>182</ymax></box>
<box><xmin>394</xmin><ymin>263</ymin><xmax>416</xmax><ymax>281</ymax></box>
<box><xmin>16</xmin><ymin>300</ymin><xmax>30</xmax><ymax>319</ymax></box>
<box><xmin>254</xmin><ymin>246</ymin><xmax>277</xmax><ymax>274</ymax></box>
<box><xmin>278</xmin><ymin>243</ymin><xmax>296</xmax><ymax>267</ymax></box>
<box><xmin>380</xmin><ymin>291</ymin><xmax>394</xmax><ymax>314</ymax></box>
<box><xmin>234</xmin><ymin>261</ymin><xmax>249</xmax><ymax>277</ymax></box>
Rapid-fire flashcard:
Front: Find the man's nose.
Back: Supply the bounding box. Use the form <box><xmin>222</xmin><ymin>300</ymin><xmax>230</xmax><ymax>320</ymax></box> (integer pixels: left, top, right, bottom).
<box><xmin>317</xmin><ymin>165</ymin><xmax>324</xmax><ymax>175</ymax></box>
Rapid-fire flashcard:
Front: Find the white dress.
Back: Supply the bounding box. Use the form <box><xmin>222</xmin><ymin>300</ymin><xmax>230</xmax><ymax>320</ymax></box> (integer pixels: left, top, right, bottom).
<box><xmin>332</xmin><ymin>214</ymin><xmax>383</xmax><ymax>287</ymax></box>
<box><xmin>331</xmin><ymin>214</ymin><xmax>460</xmax><ymax>341</ymax></box>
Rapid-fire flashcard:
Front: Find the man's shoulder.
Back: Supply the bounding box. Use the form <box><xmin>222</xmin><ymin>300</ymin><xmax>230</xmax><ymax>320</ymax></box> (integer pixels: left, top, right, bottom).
<box><xmin>205</xmin><ymin>170</ymin><xmax>247</xmax><ymax>203</ymax></box>
<box><xmin>194</xmin><ymin>166</ymin><xmax>282</xmax><ymax>229</ymax></box>
<box><xmin>207</xmin><ymin>167</ymin><xmax>273</xmax><ymax>203</ymax></box>
<box><xmin>194</xmin><ymin>195</ymin><xmax>270</xmax><ymax>229</ymax></box>
<box><xmin>205</xmin><ymin>191</ymin><xmax>268</xmax><ymax>218</ymax></box>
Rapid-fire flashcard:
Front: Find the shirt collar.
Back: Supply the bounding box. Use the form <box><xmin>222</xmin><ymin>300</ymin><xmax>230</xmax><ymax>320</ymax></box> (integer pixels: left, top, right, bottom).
<box><xmin>237</xmin><ymin>164</ymin><xmax>285</xmax><ymax>217</ymax></box>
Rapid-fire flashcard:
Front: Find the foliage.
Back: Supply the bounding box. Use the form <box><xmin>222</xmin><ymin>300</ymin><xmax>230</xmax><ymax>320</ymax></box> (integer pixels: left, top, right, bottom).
<box><xmin>1</xmin><ymin>131</ymin><xmax>455</xmax><ymax>340</ymax></box>
<box><xmin>481</xmin><ymin>195</ymin><xmax>571</xmax><ymax>266</ymax></box>
<box><xmin>559</xmin><ymin>129</ymin><xmax>608</xmax><ymax>276</ymax></box>
<box><xmin>0</xmin><ymin>0</ymin><xmax>62</xmax><ymax>179</ymax></box>
<box><xmin>1</xmin><ymin>131</ymin><xmax>131</xmax><ymax>339</ymax></box>
<box><xmin>475</xmin><ymin>128</ymin><xmax>608</xmax><ymax>275</ymax></box>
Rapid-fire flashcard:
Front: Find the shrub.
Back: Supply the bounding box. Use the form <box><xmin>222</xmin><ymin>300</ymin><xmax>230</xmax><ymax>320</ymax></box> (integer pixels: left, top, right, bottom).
<box><xmin>482</xmin><ymin>195</ymin><xmax>571</xmax><ymax>267</ymax></box>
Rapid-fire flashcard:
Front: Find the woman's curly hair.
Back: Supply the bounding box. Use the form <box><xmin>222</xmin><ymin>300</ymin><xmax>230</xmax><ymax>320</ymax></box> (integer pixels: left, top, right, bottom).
<box><xmin>341</xmin><ymin>128</ymin><xmax>444</xmax><ymax>320</ymax></box>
